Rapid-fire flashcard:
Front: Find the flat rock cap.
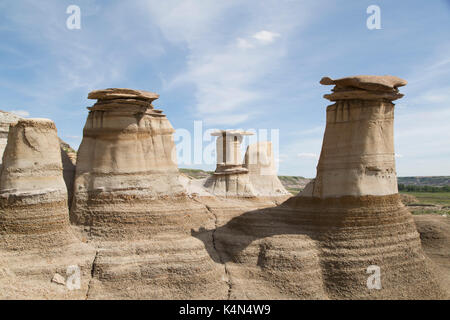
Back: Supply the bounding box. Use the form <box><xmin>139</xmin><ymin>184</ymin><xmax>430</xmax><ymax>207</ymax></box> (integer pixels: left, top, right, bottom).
<box><xmin>88</xmin><ymin>88</ymin><xmax>159</xmax><ymax>102</ymax></box>
<box><xmin>320</xmin><ymin>75</ymin><xmax>407</xmax><ymax>91</ymax></box>
<box><xmin>211</xmin><ymin>130</ymin><xmax>254</xmax><ymax>136</ymax></box>
<box><xmin>15</xmin><ymin>118</ymin><xmax>56</xmax><ymax>130</ymax></box>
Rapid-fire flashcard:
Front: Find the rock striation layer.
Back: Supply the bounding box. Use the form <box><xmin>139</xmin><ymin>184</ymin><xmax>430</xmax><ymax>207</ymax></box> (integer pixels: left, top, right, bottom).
<box><xmin>0</xmin><ymin>118</ymin><xmax>95</xmax><ymax>299</ymax></box>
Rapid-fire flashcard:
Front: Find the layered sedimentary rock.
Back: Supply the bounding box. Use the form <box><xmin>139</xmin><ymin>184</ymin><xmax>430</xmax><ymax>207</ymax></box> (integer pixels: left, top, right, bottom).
<box><xmin>282</xmin><ymin>75</ymin><xmax>444</xmax><ymax>298</ymax></box>
<box><xmin>70</xmin><ymin>89</ymin><xmax>228</xmax><ymax>299</ymax></box>
<box><xmin>203</xmin><ymin>130</ymin><xmax>256</xmax><ymax>197</ymax></box>
<box><xmin>243</xmin><ymin>141</ymin><xmax>290</xmax><ymax>197</ymax></box>
<box><xmin>0</xmin><ymin>110</ymin><xmax>77</xmax><ymax>206</ymax></box>
<box><xmin>302</xmin><ymin>75</ymin><xmax>406</xmax><ymax>198</ymax></box>
<box><xmin>0</xmin><ymin>119</ymin><xmax>95</xmax><ymax>299</ymax></box>
<box><xmin>193</xmin><ymin>75</ymin><xmax>446</xmax><ymax>299</ymax></box>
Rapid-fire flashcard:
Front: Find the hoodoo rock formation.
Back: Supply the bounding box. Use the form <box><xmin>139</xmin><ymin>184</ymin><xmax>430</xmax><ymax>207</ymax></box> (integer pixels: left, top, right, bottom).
<box><xmin>70</xmin><ymin>89</ymin><xmax>228</xmax><ymax>299</ymax></box>
<box><xmin>203</xmin><ymin>131</ymin><xmax>289</xmax><ymax>198</ymax></box>
<box><xmin>0</xmin><ymin>80</ymin><xmax>447</xmax><ymax>300</ymax></box>
<box><xmin>281</xmin><ymin>75</ymin><xmax>445</xmax><ymax>298</ymax></box>
<box><xmin>302</xmin><ymin>75</ymin><xmax>406</xmax><ymax>198</ymax></box>
<box><xmin>203</xmin><ymin>130</ymin><xmax>255</xmax><ymax>197</ymax></box>
<box><xmin>244</xmin><ymin>141</ymin><xmax>290</xmax><ymax>197</ymax></box>
<box><xmin>194</xmin><ymin>75</ymin><xmax>446</xmax><ymax>299</ymax></box>
<box><xmin>0</xmin><ymin>110</ymin><xmax>77</xmax><ymax>207</ymax></box>
<box><xmin>0</xmin><ymin>119</ymin><xmax>95</xmax><ymax>299</ymax></box>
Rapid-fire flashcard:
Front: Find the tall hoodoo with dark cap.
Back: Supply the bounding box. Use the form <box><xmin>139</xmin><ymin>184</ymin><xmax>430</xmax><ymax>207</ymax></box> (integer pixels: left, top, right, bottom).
<box><xmin>284</xmin><ymin>75</ymin><xmax>446</xmax><ymax>299</ymax></box>
<box><xmin>69</xmin><ymin>89</ymin><xmax>228</xmax><ymax>299</ymax></box>
<box><xmin>304</xmin><ymin>75</ymin><xmax>407</xmax><ymax>198</ymax></box>
<box><xmin>71</xmin><ymin>88</ymin><xmax>186</xmax><ymax>229</ymax></box>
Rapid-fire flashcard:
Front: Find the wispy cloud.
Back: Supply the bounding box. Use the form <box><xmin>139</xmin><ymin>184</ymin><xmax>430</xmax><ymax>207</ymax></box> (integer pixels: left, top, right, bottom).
<box><xmin>297</xmin><ymin>152</ymin><xmax>319</xmax><ymax>160</ymax></box>
<box><xmin>146</xmin><ymin>0</ymin><xmax>320</xmax><ymax>126</ymax></box>
<box><xmin>252</xmin><ymin>30</ymin><xmax>280</xmax><ymax>44</ymax></box>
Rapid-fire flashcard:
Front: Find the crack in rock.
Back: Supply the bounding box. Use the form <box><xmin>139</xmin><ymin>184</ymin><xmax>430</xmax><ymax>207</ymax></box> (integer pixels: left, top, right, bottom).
<box><xmin>85</xmin><ymin>249</ymin><xmax>99</xmax><ymax>300</ymax></box>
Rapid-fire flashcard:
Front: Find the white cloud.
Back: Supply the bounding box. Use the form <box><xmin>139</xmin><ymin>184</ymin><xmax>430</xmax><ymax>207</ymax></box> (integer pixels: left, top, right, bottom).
<box><xmin>9</xmin><ymin>109</ymin><xmax>29</xmax><ymax>117</ymax></box>
<box><xmin>252</xmin><ymin>30</ymin><xmax>280</xmax><ymax>44</ymax></box>
<box><xmin>146</xmin><ymin>0</ymin><xmax>319</xmax><ymax>125</ymax></box>
<box><xmin>236</xmin><ymin>38</ymin><xmax>254</xmax><ymax>49</ymax></box>
<box><xmin>297</xmin><ymin>152</ymin><xmax>319</xmax><ymax>160</ymax></box>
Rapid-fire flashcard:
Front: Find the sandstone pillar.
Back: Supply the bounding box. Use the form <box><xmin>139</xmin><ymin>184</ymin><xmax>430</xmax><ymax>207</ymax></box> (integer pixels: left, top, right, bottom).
<box><xmin>307</xmin><ymin>75</ymin><xmax>407</xmax><ymax>198</ymax></box>
<box><xmin>0</xmin><ymin>119</ymin><xmax>70</xmax><ymax>246</ymax></box>
<box><xmin>69</xmin><ymin>89</ymin><xmax>228</xmax><ymax>299</ymax></box>
<box><xmin>283</xmin><ymin>75</ymin><xmax>445</xmax><ymax>299</ymax></box>
<box><xmin>243</xmin><ymin>141</ymin><xmax>290</xmax><ymax>197</ymax></box>
<box><xmin>204</xmin><ymin>130</ymin><xmax>255</xmax><ymax>196</ymax></box>
<box><xmin>0</xmin><ymin>118</ymin><xmax>95</xmax><ymax>299</ymax></box>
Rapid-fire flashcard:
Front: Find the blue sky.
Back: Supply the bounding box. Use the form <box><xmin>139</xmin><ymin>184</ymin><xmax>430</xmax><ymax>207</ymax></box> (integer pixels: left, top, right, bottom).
<box><xmin>0</xmin><ymin>0</ymin><xmax>449</xmax><ymax>177</ymax></box>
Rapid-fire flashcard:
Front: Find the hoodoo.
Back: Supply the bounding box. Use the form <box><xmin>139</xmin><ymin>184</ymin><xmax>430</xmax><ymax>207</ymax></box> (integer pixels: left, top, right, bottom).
<box><xmin>302</xmin><ymin>75</ymin><xmax>406</xmax><ymax>198</ymax></box>
<box><xmin>203</xmin><ymin>130</ymin><xmax>255</xmax><ymax>197</ymax></box>
<box><xmin>0</xmin><ymin>110</ymin><xmax>76</xmax><ymax>207</ymax></box>
<box><xmin>284</xmin><ymin>75</ymin><xmax>445</xmax><ymax>299</ymax></box>
<box><xmin>70</xmin><ymin>89</ymin><xmax>228</xmax><ymax>299</ymax></box>
<box><xmin>71</xmin><ymin>88</ymin><xmax>187</xmax><ymax>233</ymax></box>
<box><xmin>195</xmin><ymin>76</ymin><xmax>446</xmax><ymax>299</ymax></box>
<box><xmin>243</xmin><ymin>141</ymin><xmax>290</xmax><ymax>197</ymax></box>
<box><xmin>0</xmin><ymin>119</ymin><xmax>73</xmax><ymax>247</ymax></box>
<box><xmin>0</xmin><ymin>119</ymin><xmax>95</xmax><ymax>299</ymax></box>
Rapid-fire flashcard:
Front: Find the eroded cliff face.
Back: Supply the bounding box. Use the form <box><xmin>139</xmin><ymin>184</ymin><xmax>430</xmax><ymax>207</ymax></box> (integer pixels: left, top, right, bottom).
<box><xmin>0</xmin><ymin>119</ymin><xmax>95</xmax><ymax>299</ymax></box>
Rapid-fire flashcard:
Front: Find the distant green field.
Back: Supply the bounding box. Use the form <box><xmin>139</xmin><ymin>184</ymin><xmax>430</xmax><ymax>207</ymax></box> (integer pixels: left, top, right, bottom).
<box><xmin>400</xmin><ymin>191</ymin><xmax>450</xmax><ymax>216</ymax></box>
<box><xmin>400</xmin><ymin>191</ymin><xmax>450</xmax><ymax>206</ymax></box>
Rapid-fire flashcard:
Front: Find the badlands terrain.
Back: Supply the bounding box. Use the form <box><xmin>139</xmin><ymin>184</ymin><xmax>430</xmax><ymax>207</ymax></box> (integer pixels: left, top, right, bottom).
<box><xmin>0</xmin><ymin>76</ymin><xmax>449</xmax><ymax>299</ymax></box>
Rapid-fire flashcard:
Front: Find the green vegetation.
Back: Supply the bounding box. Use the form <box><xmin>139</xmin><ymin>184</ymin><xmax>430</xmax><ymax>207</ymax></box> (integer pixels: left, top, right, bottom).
<box><xmin>400</xmin><ymin>191</ymin><xmax>450</xmax><ymax>216</ymax></box>
<box><xmin>398</xmin><ymin>184</ymin><xmax>450</xmax><ymax>192</ymax></box>
<box><xmin>398</xmin><ymin>176</ymin><xmax>450</xmax><ymax>187</ymax></box>
<box><xmin>399</xmin><ymin>191</ymin><xmax>450</xmax><ymax>206</ymax></box>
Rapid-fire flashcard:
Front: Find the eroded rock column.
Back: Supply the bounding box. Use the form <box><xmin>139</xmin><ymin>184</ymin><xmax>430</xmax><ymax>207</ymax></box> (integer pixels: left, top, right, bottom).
<box><xmin>0</xmin><ymin>119</ymin><xmax>71</xmax><ymax>247</ymax></box>
<box><xmin>307</xmin><ymin>75</ymin><xmax>405</xmax><ymax>198</ymax></box>
<box><xmin>204</xmin><ymin>130</ymin><xmax>255</xmax><ymax>197</ymax></box>
<box><xmin>243</xmin><ymin>141</ymin><xmax>290</xmax><ymax>197</ymax></box>
<box><xmin>284</xmin><ymin>75</ymin><xmax>445</xmax><ymax>299</ymax></box>
<box><xmin>0</xmin><ymin>119</ymin><xmax>95</xmax><ymax>299</ymax></box>
<box><xmin>70</xmin><ymin>89</ymin><xmax>228</xmax><ymax>299</ymax></box>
